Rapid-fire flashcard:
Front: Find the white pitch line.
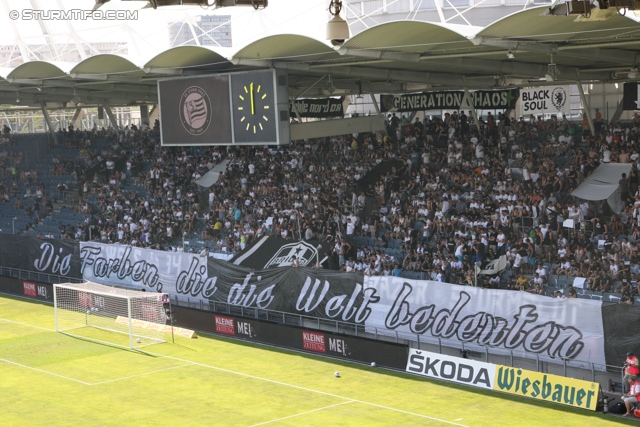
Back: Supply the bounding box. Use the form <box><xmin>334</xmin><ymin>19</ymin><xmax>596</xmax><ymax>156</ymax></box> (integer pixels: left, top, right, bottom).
<box><xmin>0</xmin><ymin>317</ymin><xmax>53</xmax><ymax>331</ymax></box>
<box><xmin>90</xmin><ymin>363</ymin><xmax>195</xmax><ymax>386</ymax></box>
<box><xmin>0</xmin><ymin>356</ymin><xmax>92</xmax><ymax>385</ymax></box>
<box><xmin>0</xmin><ymin>317</ymin><xmax>471</xmax><ymax>427</ymax></box>
<box><xmin>247</xmin><ymin>401</ymin><xmax>354</xmax><ymax>427</ymax></box>
<box><xmin>151</xmin><ymin>353</ymin><xmax>471</xmax><ymax>427</ymax></box>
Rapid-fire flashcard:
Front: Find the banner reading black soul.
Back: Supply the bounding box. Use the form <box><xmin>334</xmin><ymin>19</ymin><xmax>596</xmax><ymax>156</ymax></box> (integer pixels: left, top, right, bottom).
<box><xmin>290</xmin><ymin>97</ymin><xmax>345</xmax><ymax>118</ymax></box>
<box><xmin>380</xmin><ymin>89</ymin><xmax>519</xmax><ymax>113</ymax></box>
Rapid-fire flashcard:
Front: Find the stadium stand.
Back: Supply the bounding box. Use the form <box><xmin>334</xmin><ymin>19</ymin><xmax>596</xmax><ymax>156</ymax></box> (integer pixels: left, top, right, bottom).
<box><xmin>2</xmin><ymin>111</ymin><xmax>640</xmax><ymax>305</ymax></box>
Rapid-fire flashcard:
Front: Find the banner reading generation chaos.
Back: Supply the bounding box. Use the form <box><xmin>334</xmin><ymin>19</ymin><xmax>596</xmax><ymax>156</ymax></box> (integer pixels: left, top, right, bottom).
<box><xmin>380</xmin><ymin>89</ymin><xmax>518</xmax><ymax>112</ymax></box>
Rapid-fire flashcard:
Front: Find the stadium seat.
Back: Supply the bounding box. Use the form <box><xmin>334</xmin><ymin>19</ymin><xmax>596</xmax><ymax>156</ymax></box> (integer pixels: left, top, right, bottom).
<box><xmin>604</xmin><ymin>293</ymin><xmax>621</xmax><ymax>303</ymax></box>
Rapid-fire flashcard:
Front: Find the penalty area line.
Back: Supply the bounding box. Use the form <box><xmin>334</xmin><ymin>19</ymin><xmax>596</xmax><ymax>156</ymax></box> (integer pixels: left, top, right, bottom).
<box><xmin>247</xmin><ymin>401</ymin><xmax>354</xmax><ymax>427</ymax></box>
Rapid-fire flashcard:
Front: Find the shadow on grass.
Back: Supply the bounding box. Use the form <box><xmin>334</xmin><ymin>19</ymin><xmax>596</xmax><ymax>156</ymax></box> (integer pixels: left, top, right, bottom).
<box><xmin>194</xmin><ymin>330</ymin><xmax>640</xmax><ymax>425</ymax></box>
<box><xmin>165</xmin><ymin>341</ymin><xmax>198</xmax><ymax>352</ymax></box>
<box><xmin>60</xmin><ymin>332</ymin><xmax>160</xmax><ymax>358</ymax></box>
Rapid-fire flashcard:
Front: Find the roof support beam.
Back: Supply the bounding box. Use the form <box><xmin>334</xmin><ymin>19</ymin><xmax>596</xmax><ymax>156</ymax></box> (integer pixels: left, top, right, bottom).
<box><xmin>71</xmin><ymin>107</ymin><xmax>84</xmax><ymax>129</ymax></box>
<box><xmin>425</xmin><ymin>57</ymin><xmax>613</xmax><ymax>81</ymax></box>
<box><xmin>142</xmin><ymin>67</ymin><xmax>214</xmax><ymax>77</ymax></box>
<box><xmin>69</xmin><ymin>73</ymin><xmax>143</xmax><ymax>83</ymax></box>
<box><xmin>473</xmin><ymin>38</ymin><xmax>640</xmax><ymax>65</ymax></box>
<box><xmin>267</xmin><ymin>60</ymin><xmax>495</xmax><ymax>87</ymax></box>
<box><xmin>609</xmin><ymin>97</ymin><xmax>625</xmax><ymax>125</ymax></box>
<box><xmin>472</xmin><ymin>38</ymin><xmax>557</xmax><ymax>54</ymax></box>
<box><xmin>6</xmin><ymin>81</ymin><xmax>156</xmax><ymax>96</ymax></box>
<box><xmin>140</xmin><ymin>104</ymin><xmax>149</xmax><ymax>126</ymax></box>
<box><xmin>427</xmin><ymin>57</ymin><xmax>549</xmax><ymax>78</ymax></box>
<box><xmin>575</xmin><ymin>73</ymin><xmax>595</xmax><ymax>136</ymax></box>
<box><xmin>337</xmin><ymin>48</ymin><xmax>421</xmax><ymax>62</ymax></box>
<box><xmin>101</xmin><ymin>99</ymin><xmax>121</xmax><ymax>131</ymax></box>
<box><xmin>41</xmin><ymin>102</ymin><xmax>59</xmax><ymax>145</ymax></box>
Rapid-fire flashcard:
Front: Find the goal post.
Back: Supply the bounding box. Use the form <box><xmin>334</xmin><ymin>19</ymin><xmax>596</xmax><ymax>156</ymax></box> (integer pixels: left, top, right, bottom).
<box><xmin>54</xmin><ymin>281</ymin><xmax>169</xmax><ymax>349</ymax></box>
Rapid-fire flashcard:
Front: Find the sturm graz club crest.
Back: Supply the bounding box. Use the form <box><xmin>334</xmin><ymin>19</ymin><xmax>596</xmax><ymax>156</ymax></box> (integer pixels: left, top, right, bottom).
<box><xmin>265</xmin><ymin>241</ymin><xmax>320</xmax><ymax>268</ymax></box>
<box><xmin>179</xmin><ymin>86</ymin><xmax>212</xmax><ymax>136</ymax></box>
<box><xmin>551</xmin><ymin>87</ymin><xmax>567</xmax><ymax>111</ymax></box>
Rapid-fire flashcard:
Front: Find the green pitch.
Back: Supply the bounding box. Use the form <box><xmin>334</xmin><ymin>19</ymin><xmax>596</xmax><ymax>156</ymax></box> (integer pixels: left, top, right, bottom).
<box><xmin>0</xmin><ymin>294</ymin><xmax>633</xmax><ymax>427</ymax></box>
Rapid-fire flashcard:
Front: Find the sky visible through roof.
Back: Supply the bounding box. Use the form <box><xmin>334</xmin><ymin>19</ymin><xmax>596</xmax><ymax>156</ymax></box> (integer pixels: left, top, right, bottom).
<box><xmin>0</xmin><ymin>0</ymin><xmax>330</xmax><ymax>63</ymax></box>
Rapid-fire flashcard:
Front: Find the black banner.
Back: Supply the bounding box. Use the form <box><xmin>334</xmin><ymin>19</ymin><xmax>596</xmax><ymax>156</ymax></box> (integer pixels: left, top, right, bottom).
<box><xmin>0</xmin><ymin>235</ymin><xmax>81</xmax><ymax>278</ymax></box>
<box><xmin>380</xmin><ymin>89</ymin><xmax>519</xmax><ymax>112</ymax></box>
<box><xmin>356</xmin><ymin>159</ymin><xmax>405</xmax><ymax>193</ymax></box>
<box><xmin>0</xmin><ymin>277</ymin><xmax>53</xmax><ymax>301</ymax></box>
<box><xmin>623</xmin><ymin>82</ymin><xmax>640</xmax><ymax>111</ymax></box>
<box><xmin>230</xmin><ymin>236</ymin><xmax>330</xmax><ymax>269</ymax></box>
<box><xmin>197</xmin><ymin>259</ymin><xmax>368</xmax><ymax>323</ymax></box>
<box><xmin>172</xmin><ymin>306</ymin><xmax>408</xmax><ymax>369</ymax></box>
<box><xmin>290</xmin><ymin>97</ymin><xmax>345</xmax><ymax>118</ymax></box>
<box><xmin>601</xmin><ymin>302</ymin><xmax>640</xmax><ymax>366</ymax></box>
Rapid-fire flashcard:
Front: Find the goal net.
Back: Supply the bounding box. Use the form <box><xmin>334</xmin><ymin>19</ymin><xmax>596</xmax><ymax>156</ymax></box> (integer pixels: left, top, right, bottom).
<box><xmin>54</xmin><ymin>281</ymin><xmax>168</xmax><ymax>349</ymax></box>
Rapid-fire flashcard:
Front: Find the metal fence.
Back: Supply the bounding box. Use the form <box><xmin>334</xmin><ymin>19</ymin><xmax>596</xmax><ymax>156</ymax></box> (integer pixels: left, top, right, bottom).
<box><xmin>0</xmin><ymin>266</ymin><xmax>83</xmax><ymax>286</ymax></box>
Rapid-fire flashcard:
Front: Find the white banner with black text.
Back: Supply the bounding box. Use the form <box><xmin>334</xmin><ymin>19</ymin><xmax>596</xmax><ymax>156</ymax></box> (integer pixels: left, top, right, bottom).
<box><xmin>519</xmin><ymin>85</ymin><xmax>571</xmax><ymax>117</ymax></box>
<box><xmin>365</xmin><ymin>276</ymin><xmax>606</xmax><ymax>367</ymax></box>
<box><xmin>79</xmin><ymin>242</ymin><xmax>206</xmax><ymax>293</ymax></box>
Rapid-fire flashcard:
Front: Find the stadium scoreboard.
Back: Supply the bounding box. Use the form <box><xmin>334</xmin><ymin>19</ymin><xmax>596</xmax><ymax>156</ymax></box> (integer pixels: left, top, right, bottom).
<box><xmin>158</xmin><ymin>69</ymin><xmax>290</xmax><ymax>146</ymax></box>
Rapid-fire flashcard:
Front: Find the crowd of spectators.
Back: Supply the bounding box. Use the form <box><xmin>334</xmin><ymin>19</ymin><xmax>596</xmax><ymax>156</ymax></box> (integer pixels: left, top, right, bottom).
<box><xmin>9</xmin><ymin>109</ymin><xmax>640</xmax><ymax>298</ymax></box>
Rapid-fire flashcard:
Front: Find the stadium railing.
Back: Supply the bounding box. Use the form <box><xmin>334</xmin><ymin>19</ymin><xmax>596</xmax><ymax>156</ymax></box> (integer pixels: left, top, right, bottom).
<box><xmin>171</xmin><ymin>293</ymin><xmax>620</xmax><ymax>387</ymax></box>
<box><xmin>0</xmin><ymin>266</ymin><xmax>83</xmax><ymax>286</ymax></box>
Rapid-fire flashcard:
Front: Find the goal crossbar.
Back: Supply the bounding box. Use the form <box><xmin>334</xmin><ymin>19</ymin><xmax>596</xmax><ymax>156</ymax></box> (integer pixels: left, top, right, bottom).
<box><xmin>54</xmin><ymin>281</ymin><xmax>168</xmax><ymax>350</ymax></box>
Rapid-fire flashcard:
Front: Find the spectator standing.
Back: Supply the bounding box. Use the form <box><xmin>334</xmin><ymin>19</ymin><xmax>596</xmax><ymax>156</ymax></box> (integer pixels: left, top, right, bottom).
<box><xmin>624</xmin><ymin>352</ymin><xmax>640</xmax><ymax>392</ymax></box>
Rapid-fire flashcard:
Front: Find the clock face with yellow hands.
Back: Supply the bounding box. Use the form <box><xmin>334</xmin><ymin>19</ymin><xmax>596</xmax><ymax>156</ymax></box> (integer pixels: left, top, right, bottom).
<box><xmin>231</xmin><ymin>71</ymin><xmax>278</xmax><ymax>143</ymax></box>
<box><xmin>237</xmin><ymin>81</ymin><xmax>270</xmax><ymax>134</ymax></box>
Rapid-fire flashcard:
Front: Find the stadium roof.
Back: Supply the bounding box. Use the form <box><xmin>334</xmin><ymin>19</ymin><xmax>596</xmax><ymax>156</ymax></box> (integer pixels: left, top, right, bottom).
<box><xmin>0</xmin><ymin>6</ymin><xmax>639</xmax><ymax>108</ymax></box>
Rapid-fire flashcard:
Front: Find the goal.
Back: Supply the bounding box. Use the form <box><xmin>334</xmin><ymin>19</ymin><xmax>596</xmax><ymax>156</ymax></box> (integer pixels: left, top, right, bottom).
<box><xmin>54</xmin><ymin>281</ymin><xmax>168</xmax><ymax>349</ymax></box>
